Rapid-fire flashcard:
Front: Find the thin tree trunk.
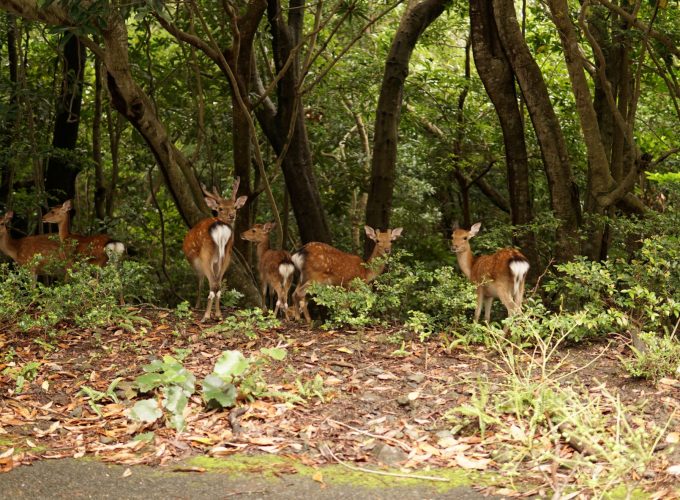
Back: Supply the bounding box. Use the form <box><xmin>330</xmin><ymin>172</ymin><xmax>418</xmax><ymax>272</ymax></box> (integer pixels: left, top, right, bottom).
<box><xmin>93</xmin><ymin>54</ymin><xmax>106</xmax><ymax>221</ymax></box>
<box><xmin>364</xmin><ymin>0</ymin><xmax>450</xmax><ymax>258</ymax></box>
<box><xmin>0</xmin><ymin>14</ymin><xmax>18</xmax><ymax>210</ymax></box>
<box><xmin>492</xmin><ymin>0</ymin><xmax>581</xmax><ymax>262</ymax></box>
<box><xmin>44</xmin><ymin>34</ymin><xmax>86</xmax><ymax>205</ymax></box>
<box><xmin>469</xmin><ymin>0</ymin><xmax>538</xmax><ymax>272</ymax></box>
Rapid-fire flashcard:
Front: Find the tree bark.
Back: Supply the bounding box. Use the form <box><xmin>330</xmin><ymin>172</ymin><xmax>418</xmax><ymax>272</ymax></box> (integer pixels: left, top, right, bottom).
<box><xmin>44</xmin><ymin>34</ymin><xmax>86</xmax><ymax>205</ymax></box>
<box><xmin>0</xmin><ymin>14</ymin><xmax>18</xmax><ymax>210</ymax></box>
<box><xmin>469</xmin><ymin>0</ymin><xmax>538</xmax><ymax>271</ymax></box>
<box><xmin>257</xmin><ymin>0</ymin><xmax>332</xmax><ymax>245</ymax></box>
<box><xmin>93</xmin><ymin>54</ymin><xmax>106</xmax><ymax>221</ymax></box>
<box><xmin>364</xmin><ymin>0</ymin><xmax>450</xmax><ymax>258</ymax></box>
<box><xmin>492</xmin><ymin>0</ymin><xmax>581</xmax><ymax>262</ymax></box>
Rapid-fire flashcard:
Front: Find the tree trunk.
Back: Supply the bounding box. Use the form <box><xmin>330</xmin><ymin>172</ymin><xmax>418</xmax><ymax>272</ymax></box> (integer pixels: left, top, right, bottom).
<box><xmin>364</xmin><ymin>0</ymin><xmax>450</xmax><ymax>258</ymax></box>
<box><xmin>93</xmin><ymin>54</ymin><xmax>106</xmax><ymax>221</ymax></box>
<box><xmin>492</xmin><ymin>0</ymin><xmax>581</xmax><ymax>262</ymax></box>
<box><xmin>258</xmin><ymin>0</ymin><xmax>332</xmax><ymax>245</ymax></box>
<box><xmin>44</xmin><ymin>34</ymin><xmax>86</xmax><ymax>205</ymax></box>
<box><xmin>0</xmin><ymin>14</ymin><xmax>18</xmax><ymax>210</ymax></box>
<box><xmin>469</xmin><ymin>0</ymin><xmax>538</xmax><ymax>272</ymax></box>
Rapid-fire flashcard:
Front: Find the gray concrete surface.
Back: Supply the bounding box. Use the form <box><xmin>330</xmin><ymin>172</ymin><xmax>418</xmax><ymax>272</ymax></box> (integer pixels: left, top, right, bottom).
<box><xmin>0</xmin><ymin>459</ymin><xmax>492</xmax><ymax>499</ymax></box>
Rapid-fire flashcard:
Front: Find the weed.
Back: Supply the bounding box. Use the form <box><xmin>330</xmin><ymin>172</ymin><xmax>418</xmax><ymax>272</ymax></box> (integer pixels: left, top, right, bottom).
<box><xmin>206</xmin><ymin>308</ymin><xmax>281</xmax><ymax>339</ymax></box>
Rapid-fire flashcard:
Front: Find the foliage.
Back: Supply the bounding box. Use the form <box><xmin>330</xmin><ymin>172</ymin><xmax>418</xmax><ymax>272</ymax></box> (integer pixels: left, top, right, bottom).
<box><xmin>622</xmin><ymin>332</ymin><xmax>680</xmax><ymax>382</ymax></box>
<box><xmin>445</xmin><ymin>329</ymin><xmax>668</xmax><ymax>496</ymax></box>
<box><xmin>0</xmin><ymin>259</ymin><xmax>156</xmax><ymax>334</ymax></box>
<box><xmin>201</xmin><ymin>348</ymin><xmax>288</xmax><ymax>409</ymax></box>
<box><xmin>205</xmin><ymin>308</ymin><xmax>281</xmax><ymax>339</ymax></box>
<box><xmin>79</xmin><ymin>378</ymin><xmax>122</xmax><ymax>417</ymax></box>
<box><xmin>1</xmin><ymin>361</ymin><xmax>41</xmax><ymax>394</ymax></box>
<box><xmin>131</xmin><ymin>354</ymin><xmax>196</xmax><ymax>431</ymax></box>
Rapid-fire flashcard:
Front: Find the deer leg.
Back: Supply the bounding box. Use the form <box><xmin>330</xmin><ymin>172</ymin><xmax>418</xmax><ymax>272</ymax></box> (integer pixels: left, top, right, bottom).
<box><xmin>261</xmin><ymin>283</ymin><xmax>269</xmax><ymax>313</ymax></box>
<box><xmin>474</xmin><ymin>287</ymin><xmax>484</xmax><ymax>322</ymax></box>
<box><xmin>484</xmin><ymin>296</ymin><xmax>494</xmax><ymax>323</ymax></box>
<box><xmin>195</xmin><ymin>275</ymin><xmax>204</xmax><ymax>309</ymax></box>
<box><xmin>497</xmin><ymin>288</ymin><xmax>518</xmax><ymax>318</ymax></box>
<box><xmin>214</xmin><ymin>288</ymin><xmax>222</xmax><ymax>320</ymax></box>
<box><xmin>293</xmin><ymin>282</ymin><xmax>311</xmax><ymax>324</ymax></box>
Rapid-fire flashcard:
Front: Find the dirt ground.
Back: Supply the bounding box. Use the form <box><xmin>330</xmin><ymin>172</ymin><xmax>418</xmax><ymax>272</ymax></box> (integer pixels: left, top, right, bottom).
<box><xmin>1</xmin><ymin>307</ymin><xmax>679</xmax><ymax>497</ymax></box>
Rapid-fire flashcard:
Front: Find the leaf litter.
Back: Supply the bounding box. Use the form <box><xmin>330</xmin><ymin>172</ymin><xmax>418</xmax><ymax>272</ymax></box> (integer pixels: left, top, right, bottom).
<box><xmin>0</xmin><ymin>306</ymin><xmax>679</xmax><ymax>497</ymax></box>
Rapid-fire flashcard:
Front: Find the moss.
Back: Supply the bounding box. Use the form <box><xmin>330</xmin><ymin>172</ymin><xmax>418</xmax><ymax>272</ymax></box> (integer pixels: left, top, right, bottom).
<box><xmin>185</xmin><ymin>453</ymin><xmax>488</xmax><ymax>492</ymax></box>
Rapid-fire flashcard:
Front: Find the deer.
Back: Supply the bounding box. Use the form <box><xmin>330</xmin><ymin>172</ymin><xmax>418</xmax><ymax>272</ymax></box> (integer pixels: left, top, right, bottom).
<box><xmin>240</xmin><ymin>222</ymin><xmax>295</xmax><ymax>319</ymax></box>
<box><xmin>42</xmin><ymin>200</ymin><xmax>125</xmax><ymax>266</ymax></box>
<box><xmin>291</xmin><ymin>225</ymin><xmax>403</xmax><ymax>323</ymax></box>
<box><xmin>451</xmin><ymin>222</ymin><xmax>530</xmax><ymax>322</ymax></box>
<box><xmin>0</xmin><ymin>211</ymin><xmax>64</xmax><ymax>278</ymax></box>
<box><xmin>183</xmin><ymin>178</ymin><xmax>247</xmax><ymax>322</ymax></box>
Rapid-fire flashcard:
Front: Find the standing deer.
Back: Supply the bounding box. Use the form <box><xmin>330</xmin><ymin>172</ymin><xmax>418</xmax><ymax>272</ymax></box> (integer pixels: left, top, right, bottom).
<box><xmin>0</xmin><ymin>211</ymin><xmax>63</xmax><ymax>278</ymax></box>
<box><xmin>451</xmin><ymin>222</ymin><xmax>529</xmax><ymax>322</ymax></box>
<box><xmin>183</xmin><ymin>178</ymin><xmax>247</xmax><ymax>322</ymax></box>
<box><xmin>42</xmin><ymin>200</ymin><xmax>125</xmax><ymax>266</ymax></box>
<box><xmin>240</xmin><ymin>222</ymin><xmax>295</xmax><ymax>319</ymax></box>
<box><xmin>291</xmin><ymin>226</ymin><xmax>403</xmax><ymax>323</ymax></box>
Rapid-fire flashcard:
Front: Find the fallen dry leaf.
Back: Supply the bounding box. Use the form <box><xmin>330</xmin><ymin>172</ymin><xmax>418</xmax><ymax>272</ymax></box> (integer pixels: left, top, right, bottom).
<box><xmin>455</xmin><ymin>453</ymin><xmax>492</xmax><ymax>470</ymax></box>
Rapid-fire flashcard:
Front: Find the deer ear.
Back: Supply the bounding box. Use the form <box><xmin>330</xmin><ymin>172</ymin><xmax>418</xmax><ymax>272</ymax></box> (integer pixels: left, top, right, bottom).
<box><xmin>452</xmin><ymin>221</ymin><xmax>459</xmax><ymax>231</ymax></box>
<box><xmin>204</xmin><ymin>196</ymin><xmax>220</xmax><ymax>211</ymax></box>
<box><xmin>364</xmin><ymin>225</ymin><xmax>377</xmax><ymax>241</ymax></box>
<box><xmin>234</xmin><ymin>195</ymin><xmax>247</xmax><ymax>209</ymax></box>
<box><xmin>390</xmin><ymin>227</ymin><xmax>403</xmax><ymax>240</ymax></box>
<box><xmin>63</xmin><ymin>200</ymin><xmax>73</xmax><ymax>210</ymax></box>
<box><xmin>469</xmin><ymin>222</ymin><xmax>481</xmax><ymax>237</ymax></box>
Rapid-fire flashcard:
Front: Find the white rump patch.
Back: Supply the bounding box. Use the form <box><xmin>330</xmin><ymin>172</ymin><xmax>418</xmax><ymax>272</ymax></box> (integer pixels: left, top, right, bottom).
<box><xmin>210</xmin><ymin>224</ymin><xmax>232</xmax><ymax>270</ymax></box>
<box><xmin>291</xmin><ymin>252</ymin><xmax>305</xmax><ymax>272</ymax></box>
<box><xmin>509</xmin><ymin>260</ymin><xmax>530</xmax><ymax>297</ymax></box>
<box><xmin>105</xmin><ymin>241</ymin><xmax>126</xmax><ymax>256</ymax></box>
<box><xmin>279</xmin><ymin>262</ymin><xmax>295</xmax><ymax>281</ymax></box>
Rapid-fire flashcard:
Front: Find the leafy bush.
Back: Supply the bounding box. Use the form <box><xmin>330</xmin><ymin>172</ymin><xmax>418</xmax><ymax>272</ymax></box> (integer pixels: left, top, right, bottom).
<box><xmin>205</xmin><ymin>308</ymin><xmax>281</xmax><ymax>339</ymax></box>
<box><xmin>0</xmin><ymin>259</ymin><xmax>156</xmax><ymax>333</ymax></box>
<box><xmin>622</xmin><ymin>332</ymin><xmax>680</xmax><ymax>381</ymax></box>
<box><xmin>306</xmin><ymin>250</ymin><xmax>477</xmax><ymax>334</ymax></box>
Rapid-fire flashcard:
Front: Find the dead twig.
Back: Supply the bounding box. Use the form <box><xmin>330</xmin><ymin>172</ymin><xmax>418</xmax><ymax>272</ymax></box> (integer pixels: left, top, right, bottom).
<box><xmin>319</xmin><ymin>443</ymin><xmax>449</xmax><ymax>482</ymax></box>
<box><xmin>327</xmin><ymin>419</ymin><xmax>412</xmax><ymax>452</ymax></box>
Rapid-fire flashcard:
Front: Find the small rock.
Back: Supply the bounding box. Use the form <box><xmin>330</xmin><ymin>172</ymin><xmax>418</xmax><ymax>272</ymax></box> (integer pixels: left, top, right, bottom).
<box><xmin>435</xmin><ymin>429</ymin><xmax>453</xmax><ymax>439</ymax></box>
<box><xmin>397</xmin><ymin>395</ymin><xmax>413</xmax><ymax>407</ymax></box>
<box><xmin>407</xmin><ymin>373</ymin><xmax>426</xmax><ymax>384</ymax></box>
<box><xmin>360</xmin><ymin>392</ymin><xmax>381</xmax><ymax>403</ymax></box>
<box><xmin>99</xmin><ymin>436</ymin><xmax>115</xmax><ymax>445</ymax></box>
<box><xmin>372</xmin><ymin>443</ymin><xmax>407</xmax><ymax>466</ymax></box>
<box><xmin>69</xmin><ymin>406</ymin><xmax>83</xmax><ymax>418</ymax></box>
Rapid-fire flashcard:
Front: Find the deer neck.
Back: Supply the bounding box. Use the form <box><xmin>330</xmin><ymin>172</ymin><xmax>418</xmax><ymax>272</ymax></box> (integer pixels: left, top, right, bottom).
<box><xmin>57</xmin><ymin>216</ymin><xmax>71</xmax><ymax>240</ymax></box>
<box><xmin>255</xmin><ymin>238</ymin><xmax>270</xmax><ymax>261</ymax></box>
<box><xmin>364</xmin><ymin>245</ymin><xmax>387</xmax><ymax>282</ymax></box>
<box><xmin>455</xmin><ymin>245</ymin><xmax>474</xmax><ymax>280</ymax></box>
<box><xmin>0</xmin><ymin>231</ymin><xmax>19</xmax><ymax>261</ymax></box>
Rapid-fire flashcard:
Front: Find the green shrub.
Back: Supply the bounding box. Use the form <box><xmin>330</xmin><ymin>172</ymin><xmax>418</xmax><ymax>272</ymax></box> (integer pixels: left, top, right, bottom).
<box><xmin>0</xmin><ymin>259</ymin><xmax>156</xmax><ymax>333</ymax></box>
<box><xmin>622</xmin><ymin>332</ymin><xmax>680</xmax><ymax>381</ymax></box>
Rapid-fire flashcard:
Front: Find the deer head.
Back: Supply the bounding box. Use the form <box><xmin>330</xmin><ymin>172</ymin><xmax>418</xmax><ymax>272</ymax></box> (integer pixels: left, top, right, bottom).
<box><xmin>202</xmin><ymin>177</ymin><xmax>247</xmax><ymax>225</ymax></box>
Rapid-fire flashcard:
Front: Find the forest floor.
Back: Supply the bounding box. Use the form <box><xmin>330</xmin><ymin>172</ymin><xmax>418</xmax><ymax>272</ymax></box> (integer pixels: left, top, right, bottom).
<box><xmin>1</xmin><ymin>306</ymin><xmax>679</xmax><ymax>498</ymax></box>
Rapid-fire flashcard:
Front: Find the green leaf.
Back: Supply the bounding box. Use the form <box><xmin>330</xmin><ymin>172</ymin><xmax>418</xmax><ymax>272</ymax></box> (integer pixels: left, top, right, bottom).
<box><xmin>201</xmin><ymin>373</ymin><xmax>237</xmax><ymax>408</ymax></box>
<box><xmin>129</xmin><ymin>399</ymin><xmax>162</xmax><ymax>423</ymax></box>
<box><xmin>132</xmin><ymin>431</ymin><xmax>155</xmax><ymax>442</ymax></box>
<box><xmin>260</xmin><ymin>347</ymin><xmax>287</xmax><ymax>361</ymax></box>
<box><xmin>134</xmin><ymin>372</ymin><xmax>164</xmax><ymax>393</ymax></box>
<box><xmin>213</xmin><ymin>351</ymin><xmax>249</xmax><ymax>380</ymax></box>
<box><xmin>162</xmin><ymin>385</ymin><xmax>188</xmax><ymax>416</ymax></box>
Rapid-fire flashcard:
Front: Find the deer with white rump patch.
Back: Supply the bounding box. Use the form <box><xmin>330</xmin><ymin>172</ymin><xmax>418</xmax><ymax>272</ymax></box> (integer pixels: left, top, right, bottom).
<box><xmin>240</xmin><ymin>222</ymin><xmax>295</xmax><ymax>319</ymax></box>
<box><xmin>291</xmin><ymin>226</ymin><xmax>403</xmax><ymax>323</ymax></box>
<box><xmin>451</xmin><ymin>222</ymin><xmax>529</xmax><ymax>322</ymax></box>
<box><xmin>42</xmin><ymin>200</ymin><xmax>125</xmax><ymax>266</ymax></box>
<box><xmin>183</xmin><ymin>178</ymin><xmax>247</xmax><ymax>322</ymax></box>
